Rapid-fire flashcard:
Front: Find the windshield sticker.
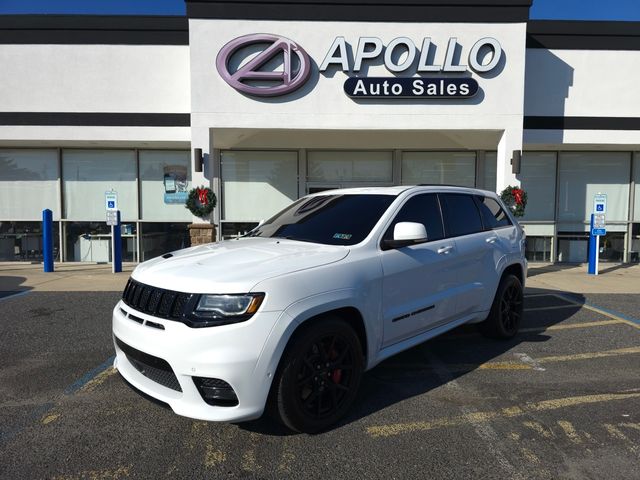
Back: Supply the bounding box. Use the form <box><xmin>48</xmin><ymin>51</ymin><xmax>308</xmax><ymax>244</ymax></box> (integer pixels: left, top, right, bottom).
<box><xmin>333</xmin><ymin>233</ymin><xmax>352</xmax><ymax>240</ymax></box>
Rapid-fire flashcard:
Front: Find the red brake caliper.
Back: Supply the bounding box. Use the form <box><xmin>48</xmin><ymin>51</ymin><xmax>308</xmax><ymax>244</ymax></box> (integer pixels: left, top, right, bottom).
<box><xmin>329</xmin><ymin>347</ymin><xmax>342</xmax><ymax>384</ymax></box>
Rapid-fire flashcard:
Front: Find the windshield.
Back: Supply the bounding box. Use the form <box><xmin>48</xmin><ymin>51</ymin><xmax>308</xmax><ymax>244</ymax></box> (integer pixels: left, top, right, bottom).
<box><xmin>244</xmin><ymin>194</ymin><xmax>396</xmax><ymax>246</ymax></box>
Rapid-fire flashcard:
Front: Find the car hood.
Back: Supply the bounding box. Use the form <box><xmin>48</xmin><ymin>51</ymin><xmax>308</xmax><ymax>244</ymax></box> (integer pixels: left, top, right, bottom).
<box><xmin>132</xmin><ymin>237</ymin><xmax>350</xmax><ymax>293</ymax></box>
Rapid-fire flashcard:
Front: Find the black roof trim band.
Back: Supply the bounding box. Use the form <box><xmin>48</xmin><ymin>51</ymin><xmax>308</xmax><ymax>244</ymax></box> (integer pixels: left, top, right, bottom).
<box><xmin>0</xmin><ymin>112</ymin><xmax>191</xmax><ymax>127</ymax></box>
<box><xmin>528</xmin><ymin>20</ymin><xmax>640</xmax><ymax>37</ymax></box>
<box><xmin>0</xmin><ymin>15</ymin><xmax>189</xmax><ymax>45</ymax></box>
<box><xmin>186</xmin><ymin>1</ymin><xmax>532</xmax><ymax>22</ymax></box>
<box><xmin>524</xmin><ymin>116</ymin><xmax>640</xmax><ymax>131</ymax></box>
<box><xmin>527</xmin><ymin>20</ymin><xmax>640</xmax><ymax>50</ymax></box>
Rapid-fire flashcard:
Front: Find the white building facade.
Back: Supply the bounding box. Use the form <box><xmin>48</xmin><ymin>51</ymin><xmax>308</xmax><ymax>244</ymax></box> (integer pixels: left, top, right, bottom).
<box><xmin>1</xmin><ymin>1</ymin><xmax>639</xmax><ymax>263</ymax></box>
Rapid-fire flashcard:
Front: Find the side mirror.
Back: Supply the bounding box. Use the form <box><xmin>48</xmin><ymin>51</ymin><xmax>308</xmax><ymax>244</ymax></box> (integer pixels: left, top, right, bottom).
<box><xmin>382</xmin><ymin>222</ymin><xmax>428</xmax><ymax>250</ymax></box>
<box><xmin>394</xmin><ymin>222</ymin><xmax>427</xmax><ymax>242</ymax></box>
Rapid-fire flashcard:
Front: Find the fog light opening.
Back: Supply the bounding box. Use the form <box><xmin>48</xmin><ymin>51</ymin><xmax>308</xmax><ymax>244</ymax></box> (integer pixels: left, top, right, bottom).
<box><xmin>193</xmin><ymin>377</ymin><xmax>239</xmax><ymax>407</ymax></box>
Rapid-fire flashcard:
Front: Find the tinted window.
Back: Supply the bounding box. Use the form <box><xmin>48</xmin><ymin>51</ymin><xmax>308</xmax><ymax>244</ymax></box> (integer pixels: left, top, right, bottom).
<box><xmin>440</xmin><ymin>193</ymin><xmax>484</xmax><ymax>237</ymax></box>
<box><xmin>476</xmin><ymin>196</ymin><xmax>512</xmax><ymax>229</ymax></box>
<box><xmin>383</xmin><ymin>194</ymin><xmax>444</xmax><ymax>242</ymax></box>
<box><xmin>245</xmin><ymin>194</ymin><xmax>395</xmax><ymax>246</ymax></box>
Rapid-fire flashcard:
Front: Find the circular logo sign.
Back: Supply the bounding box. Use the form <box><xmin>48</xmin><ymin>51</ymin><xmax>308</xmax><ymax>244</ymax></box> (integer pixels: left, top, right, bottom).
<box><xmin>216</xmin><ymin>33</ymin><xmax>312</xmax><ymax>97</ymax></box>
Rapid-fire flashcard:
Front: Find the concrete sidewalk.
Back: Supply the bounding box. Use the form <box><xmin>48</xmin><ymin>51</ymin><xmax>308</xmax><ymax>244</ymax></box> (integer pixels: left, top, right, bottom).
<box><xmin>1</xmin><ymin>261</ymin><xmax>639</xmax><ymax>294</ymax></box>
<box><xmin>0</xmin><ymin>262</ymin><xmax>134</xmax><ymax>292</ymax></box>
<box><xmin>526</xmin><ymin>263</ymin><xmax>640</xmax><ymax>294</ymax></box>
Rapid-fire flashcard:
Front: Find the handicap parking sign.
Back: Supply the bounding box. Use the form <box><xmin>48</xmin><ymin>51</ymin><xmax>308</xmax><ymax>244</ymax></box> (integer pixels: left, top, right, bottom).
<box><xmin>593</xmin><ymin>194</ymin><xmax>607</xmax><ymax>215</ymax></box>
<box><xmin>105</xmin><ymin>191</ymin><xmax>118</xmax><ymax>211</ymax></box>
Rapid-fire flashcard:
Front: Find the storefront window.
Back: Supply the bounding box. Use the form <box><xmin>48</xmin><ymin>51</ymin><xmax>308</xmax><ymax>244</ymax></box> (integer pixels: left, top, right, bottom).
<box><xmin>63</xmin><ymin>222</ymin><xmax>126</xmax><ymax>263</ymax></box>
<box><xmin>557</xmin><ymin>232</ymin><xmax>625</xmax><ymax>264</ymax></box>
<box><xmin>525</xmin><ymin>236</ymin><xmax>552</xmax><ymax>262</ymax></box>
<box><xmin>0</xmin><ymin>149</ymin><xmax>59</xmax><ymax>220</ymax></box>
<box><xmin>558</xmin><ymin>152</ymin><xmax>631</xmax><ymax>228</ymax></box>
<box><xmin>221</xmin><ymin>151</ymin><xmax>298</xmax><ymax>222</ymax></box>
<box><xmin>139</xmin><ymin>150</ymin><xmax>192</xmax><ymax>222</ymax></box>
<box><xmin>307</xmin><ymin>151</ymin><xmax>392</xmax><ymax>183</ymax></box>
<box><xmin>62</xmin><ymin>150</ymin><xmax>138</xmax><ymax>221</ymax></box>
<box><xmin>64</xmin><ymin>221</ymin><xmax>136</xmax><ymax>262</ymax></box>
<box><xmin>634</xmin><ymin>153</ymin><xmax>640</xmax><ymax>222</ymax></box>
<box><xmin>557</xmin><ymin>234</ymin><xmax>589</xmax><ymax>263</ymax></box>
<box><xmin>140</xmin><ymin>222</ymin><xmax>190</xmax><ymax>261</ymax></box>
<box><xmin>518</xmin><ymin>152</ymin><xmax>556</xmax><ymax>221</ymax></box>
<box><xmin>599</xmin><ymin>233</ymin><xmax>625</xmax><ymax>263</ymax></box>
<box><xmin>0</xmin><ymin>221</ymin><xmax>60</xmax><ymax>261</ymax></box>
<box><xmin>401</xmin><ymin>152</ymin><xmax>475</xmax><ymax>187</ymax></box>
<box><xmin>483</xmin><ymin>152</ymin><xmax>497</xmax><ymax>192</ymax></box>
<box><xmin>631</xmin><ymin>224</ymin><xmax>640</xmax><ymax>263</ymax></box>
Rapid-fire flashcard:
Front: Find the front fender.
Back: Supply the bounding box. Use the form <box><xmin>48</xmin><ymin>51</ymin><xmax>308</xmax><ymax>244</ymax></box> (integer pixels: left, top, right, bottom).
<box><xmin>283</xmin><ymin>289</ymin><xmax>379</xmax><ymax>369</ymax></box>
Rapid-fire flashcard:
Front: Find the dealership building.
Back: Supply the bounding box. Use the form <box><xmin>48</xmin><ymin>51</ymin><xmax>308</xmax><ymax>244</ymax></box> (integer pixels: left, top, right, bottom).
<box><xmin>1</xmin><ymin>0</ymin><xmax>639</xmax><ymax>263</ymax></box>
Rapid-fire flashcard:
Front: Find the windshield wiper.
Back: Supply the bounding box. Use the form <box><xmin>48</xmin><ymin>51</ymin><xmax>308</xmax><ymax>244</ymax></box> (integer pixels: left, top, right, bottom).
<box><xmin>275</xmin><ymin>236</ymin><xmax>317</xmax><ymax>244</ymax></box>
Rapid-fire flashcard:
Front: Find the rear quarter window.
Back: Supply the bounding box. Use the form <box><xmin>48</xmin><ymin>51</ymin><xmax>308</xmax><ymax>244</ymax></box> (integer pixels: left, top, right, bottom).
<box><xmin>476</xmin><ymin>196</ymin><xmax>512</xmax><ymax>230</ymax></box>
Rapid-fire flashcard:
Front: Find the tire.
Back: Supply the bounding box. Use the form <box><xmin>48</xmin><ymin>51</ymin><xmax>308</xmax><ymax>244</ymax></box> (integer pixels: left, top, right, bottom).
<box><xmin>271</xmin><ymin>317</ymin><xmax>364</xmax><ymax>433</ymax></box>
<box><xmin>479</xmin><ymin>274</ymin><xmax>523</xmax><ymax>339</ymax></box>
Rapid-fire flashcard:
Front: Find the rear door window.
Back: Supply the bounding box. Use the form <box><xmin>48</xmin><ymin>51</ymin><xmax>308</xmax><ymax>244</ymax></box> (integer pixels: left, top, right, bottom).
<box><xmin>440</xmin><ymin>193</ymin><xmax>484</xmax><ymax>237</ymax></box>
<box><xmin>475</xmin><ymin>196</ymin><xmax>512</xmax><ymax>230</ymax></box>
<box><xmin>383</xmin><ymin>193</ymin><xmax>444</xmax><ymax>242</ymax></box>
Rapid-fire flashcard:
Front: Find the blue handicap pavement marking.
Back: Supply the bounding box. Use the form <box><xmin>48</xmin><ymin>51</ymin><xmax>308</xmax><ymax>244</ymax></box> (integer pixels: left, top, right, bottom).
<box><xmin>556</xmin><ymin>293</ymin><xmax>640</xmax><ymax>327</ymax></box>
<box><xmin>1</xmin><ymin>355</ymin><xmax>115</xmax><ymax>445</ymax></box>
<box><xmin>64</xmin><ymin>355</ymin><xmax>116</xmax><ymax>395</ymax></box>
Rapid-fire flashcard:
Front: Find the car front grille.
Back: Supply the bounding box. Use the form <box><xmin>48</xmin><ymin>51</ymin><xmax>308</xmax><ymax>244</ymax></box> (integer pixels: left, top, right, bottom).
<box><xmin>115</xmin><ymin>337</ymin><xmax>182</xmax><ymax>392</ymax></box>
<box><xmin>122</xmin><ymin>279</ymin><xmax>193</xmax><ymax>321</ymax></box>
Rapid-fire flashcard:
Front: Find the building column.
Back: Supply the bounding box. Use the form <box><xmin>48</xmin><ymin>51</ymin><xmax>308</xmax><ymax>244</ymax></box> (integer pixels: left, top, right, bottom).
<box><xmin>496</xmin><ymin>128</ymin><xmax>523</xmax><ymax>192</ymax></box>
<box><xmin>188</xmin><ymin>126</ymin><xmax>217</xmax><ymax>245</ymax></box>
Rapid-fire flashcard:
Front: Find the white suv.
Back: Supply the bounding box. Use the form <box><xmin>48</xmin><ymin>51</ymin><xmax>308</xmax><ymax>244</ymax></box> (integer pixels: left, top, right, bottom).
<box><xmin>113</xmin><ymin>185</ymin><xmax>526</xmax><ymax>432</ymax></box>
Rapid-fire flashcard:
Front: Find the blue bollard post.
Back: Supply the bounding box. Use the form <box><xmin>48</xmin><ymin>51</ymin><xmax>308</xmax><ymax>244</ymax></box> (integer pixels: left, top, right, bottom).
<box><xmin>113</xmin><ymin>210</ymin><xmax>122</xmax><ymax>273</ymax></box>
<box><xmin>588</xmin><ymin>213</ymin><xmax>597</xmax><ymax>275</ymax></box>
<box><xmin>42</xmin><ymin>209</ymin><xmax>54</xmax><ymax>272</ymax></box>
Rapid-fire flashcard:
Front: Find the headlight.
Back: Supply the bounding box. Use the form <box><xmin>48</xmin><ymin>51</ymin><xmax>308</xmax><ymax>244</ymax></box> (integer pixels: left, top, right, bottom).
<box><xmin>190</xmin><ymin>293</ymin><xmax>265</xmax><ymax>326</ymax></box>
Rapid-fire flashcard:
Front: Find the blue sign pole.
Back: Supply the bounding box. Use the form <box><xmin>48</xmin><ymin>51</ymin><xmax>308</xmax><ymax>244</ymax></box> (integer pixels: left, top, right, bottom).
<box><xmin>588</xmin><ymin>213</ymin><xmax>597</xmax><ymax>275</ymax></box>
<box><xmin>112</xmin><ymin>210</ymin><xmax>122</xmax><ymax>273</ymax></box>
<box><xmin>42</xmin><ymin>209</ymin><xmax>54</xmax><ymax>272</ymax></box>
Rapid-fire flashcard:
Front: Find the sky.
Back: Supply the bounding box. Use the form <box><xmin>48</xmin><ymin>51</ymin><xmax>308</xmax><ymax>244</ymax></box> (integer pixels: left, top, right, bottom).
<box><xmin>0</xmin><ymin>0</ymin><xmax>639</xmax><ymax>20</ymax></box>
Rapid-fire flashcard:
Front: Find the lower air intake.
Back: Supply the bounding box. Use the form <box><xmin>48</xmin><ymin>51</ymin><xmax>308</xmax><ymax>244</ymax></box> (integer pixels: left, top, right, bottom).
<box><xmin>115</xmin><ymin>337</ymin><xmax>182</xmax><ymax>392</ymax></box>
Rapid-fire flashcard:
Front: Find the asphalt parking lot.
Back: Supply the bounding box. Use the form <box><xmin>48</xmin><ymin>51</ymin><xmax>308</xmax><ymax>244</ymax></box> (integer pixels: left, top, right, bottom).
<box><xmin>1</xmin><ymin>267</ymin><xmax>640</xmax><ymax>479</ymax></box>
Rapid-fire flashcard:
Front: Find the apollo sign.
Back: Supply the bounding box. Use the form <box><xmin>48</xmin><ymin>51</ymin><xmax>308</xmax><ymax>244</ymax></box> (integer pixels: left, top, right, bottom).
<box><xmin>216</xmin><ymin>33</ymin><xmax>311</xmax><ymax>97</ymax></box>
<box><xmin>320</xmin><ymin>36</ymin><xmax>502</xmax><ymax>74</ymax></box>
<box><xmin>216</xmin><ymin>34</ymin><xmax>502</xmax><ymax>98</ymax></box>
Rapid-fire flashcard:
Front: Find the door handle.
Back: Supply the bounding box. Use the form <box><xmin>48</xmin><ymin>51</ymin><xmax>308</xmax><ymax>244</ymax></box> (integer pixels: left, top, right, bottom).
<box><xmin>486</xmin><ymin>236</ymin><xmax>498</xmax><ymax>244</ymax></box>
<box><xmin>437</xmin><ymin>245</ymin><xmax>454</xmax><ymax>254</ymax></box>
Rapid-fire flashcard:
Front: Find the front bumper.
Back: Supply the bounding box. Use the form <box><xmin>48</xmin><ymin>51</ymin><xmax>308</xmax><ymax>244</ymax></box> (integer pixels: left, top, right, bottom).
<box><xmin>112</xmin><ymin>301</ymin><xmax>286</xmax><ymax>422</ymax></box>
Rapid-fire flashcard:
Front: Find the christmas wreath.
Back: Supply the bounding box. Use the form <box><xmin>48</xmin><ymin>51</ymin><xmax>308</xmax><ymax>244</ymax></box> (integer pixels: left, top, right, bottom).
<box><xmin>500</xmin><ymin>185</ymin><xmax>527</xmax><ymax>217</ymax></box>
<box><xmin>185</xmin><ymin>186</ymin><xmax>216</xmax><ymax>219</ymax></box>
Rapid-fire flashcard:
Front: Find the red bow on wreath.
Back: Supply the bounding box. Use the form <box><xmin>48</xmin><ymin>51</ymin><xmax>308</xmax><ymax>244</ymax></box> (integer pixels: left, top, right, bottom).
<box><xmin>512</xmin><ymin>188</ymin><xmax>524</xmax><ymax>205</ymax></box>
<box><xmin>197</xmin><ymin>187</ymin><xmax>209</xmax><ymax>205</ymax></box>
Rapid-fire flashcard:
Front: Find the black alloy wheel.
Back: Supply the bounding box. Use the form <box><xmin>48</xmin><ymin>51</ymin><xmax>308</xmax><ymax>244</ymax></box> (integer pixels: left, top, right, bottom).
<box><xmin>272</xmin><ymin>318</ymin><xmax>363</xmax><ymax>433</ymax></box>
<box><xmin>500</xmin><ymin>281</ymin><xmax>523</xmax><ymax>335</ymax></box>
<box><xmin>480</xmin><ymin>274</ymin><xmax>523</xmax><ymax>339</ymax></box>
